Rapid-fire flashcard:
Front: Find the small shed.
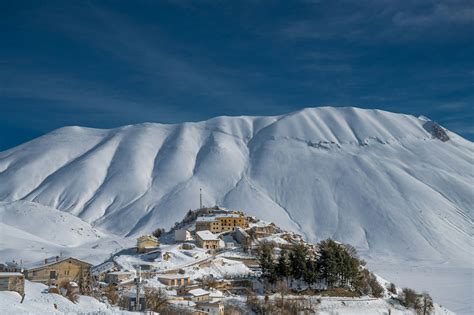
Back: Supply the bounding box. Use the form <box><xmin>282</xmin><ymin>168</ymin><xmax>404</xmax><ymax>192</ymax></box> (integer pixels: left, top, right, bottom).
<box><xmin>0</xmin><ymin>272</ymin><xmax>25</xmax><ymax>295</ymax></box>
<box><xmin>104</xmin><ymin>271</ymin><xmax>134</xmax><ymax>284</ymax></box>
<box><xmin>186</xmin><ymin>288</ymin><xmax>210</xmax><ymax>302</ymax></box>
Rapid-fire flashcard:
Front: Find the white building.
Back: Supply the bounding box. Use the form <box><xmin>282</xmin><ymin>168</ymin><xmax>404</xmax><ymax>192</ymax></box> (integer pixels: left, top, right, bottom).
<box><xmin>197</xmin><ymin>301</ymin><xmax>224</xmax><ymax>315</ymax></box>
<box><xmin>174</xmin><ymin>229</ymin><xmax>192</xmax><ymax>242</ymax></box>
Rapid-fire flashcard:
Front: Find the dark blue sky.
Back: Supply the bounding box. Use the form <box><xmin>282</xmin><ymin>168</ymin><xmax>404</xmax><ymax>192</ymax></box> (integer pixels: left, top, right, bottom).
<box><xmin>1</xmin><ymin>0</ymin><xmax>473</xmax><ymax>150</ymax></box>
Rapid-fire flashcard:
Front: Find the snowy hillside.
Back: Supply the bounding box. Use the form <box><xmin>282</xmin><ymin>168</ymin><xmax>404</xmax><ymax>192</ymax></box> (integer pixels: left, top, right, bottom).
<box><xmin>0</xmin><ymin>280</ymin><xmax>131</xmax><ymax>314</ymax></box>
<box><xmin>0</xmin><ymin>107</ymin><xmax>472</xmax><ymax>266</ymax></box>
<box><xmin>0</xmin><ymin>200</ymin><xmax>134</xmax><ymax>265</ymax></box>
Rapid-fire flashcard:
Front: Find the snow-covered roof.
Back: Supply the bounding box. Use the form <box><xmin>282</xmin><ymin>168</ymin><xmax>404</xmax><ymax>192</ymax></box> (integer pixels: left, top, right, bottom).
<box><xmin>188</xmin><ymin>288</ymin><xmax>210</xmax><ymax>296</ymax></box>
<box><xmin>209</xmin><ymin>289</ymin><xmax>224</xmax><ymax>298</ymax></box>
<box><xmin>25</xmin><ymin>257</ymin><xmax>92</xmax><ymax>271</ymax></box>
<box><xmin>108</xmin><ymin>271</ymin><xmax>133</xmax><ymax>275</ymax></box>
<box><xmin>0</xmin><ymin>272</ymin><xmax>23</xmax><ymax>277</ymax></box>
<box><xmin>196</xmin><ymin>213</ymin><xmax>242</xmax><ymax>222</ymax></box>
<box><xmin>92</xmin><ymin>261</ymin><xmax>116</xmax><ymax>275</ymax></box>
<box><xmin>235</xmin><ymin>227</ymin><xmax>250</xmax><ymax>237</ymax></box>
<box><xmin>196</xmin><ymin>230</ymin><xmax>219</xmax><ymax>241</ymax></box>
<box><xmin>196</xmin><ymin>216</ymin><xmax>218</xmax><ymax>222</ymax></box>
<box><xmin>157</xmin><ymin>274</ymin><xmax>190</xmax><ymax>280</ymax></box>
<box><xmin>215</xmin><ymin>213</ymin><xmax>242</xmax><ymax>218</ymax></box>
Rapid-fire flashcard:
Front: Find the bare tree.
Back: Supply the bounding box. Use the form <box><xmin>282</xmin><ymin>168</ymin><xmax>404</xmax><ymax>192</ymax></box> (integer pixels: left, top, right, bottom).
<box><xmin>104</xmin><ymin>284</ymin><xmax>119</xmax><ymax>305</ymax></box>
<box><xmin>417</xmin><ymin>292</ymin><xmax>433</xmax><ymax>315</ymax></box>
<box><xmin>275</xmin><ymin>280</ymin><xmax>290</xmax><ymax>307</ymax></box>
<box><xmin>58</xmin><ymin>280</ymin><xmax>79</xmax><ymax>303</ymax></box>
<box><xmin>401</xmin><ymin>288</ymin><xmax>418</xmax><ymax>309</ymax></box>
<box><xmin>388</xmin><ymin>283</ymin><xmax>397</xmax><ymax>295</ymax></box>
<box><xmin>144</xmin><ymin>286</ymin><xmax>168</xmax><ymax>312</ymax></box>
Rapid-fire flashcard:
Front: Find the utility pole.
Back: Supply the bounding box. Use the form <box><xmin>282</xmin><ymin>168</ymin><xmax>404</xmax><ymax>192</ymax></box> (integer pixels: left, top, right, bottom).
<box><xmin>135</xmin><ymin>266</ymin><xmax>142</xmax><ymax>311</ymax></box>
<box><xmin>200</xmin><ymin>188</ymin><xmax>203</xmax><ymax>209</ymax></box>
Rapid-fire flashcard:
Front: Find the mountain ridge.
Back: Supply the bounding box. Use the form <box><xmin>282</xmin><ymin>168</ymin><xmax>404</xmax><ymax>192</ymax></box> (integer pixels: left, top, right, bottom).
<box><xmin>0</xmin><ymin>107</ymin><xmax>472</xmax><ymax>266</ymax></box>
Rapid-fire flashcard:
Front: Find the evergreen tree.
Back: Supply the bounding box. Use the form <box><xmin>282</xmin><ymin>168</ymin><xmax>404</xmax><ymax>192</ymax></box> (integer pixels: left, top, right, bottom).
<box><xmin>256</xmin><ymin>242</ymin><xmax>277</xmax><ymax>284</ymax></box>
<box><xmin>303</xmin><ymin>256</ymin><xmax>318</xmax><ymax>288</ymax></box>
<box><xmin>289</xmin><ymin>243</ymin><xmax>308</xmax><ymax>280</ymax></box>
<box><xmin>317</xmin><ymin>239</ymin><xmax>360</xmax><ymax>288</ymax></box>
<box><xmin>276</xmin><ymin>249</ymin><xmax>291</xmax><ymax>283</ymax></box>
<box><xmin>318</xmin><ymin>239</ymin><xmax>340</xmax><ymax>287</ymax></box>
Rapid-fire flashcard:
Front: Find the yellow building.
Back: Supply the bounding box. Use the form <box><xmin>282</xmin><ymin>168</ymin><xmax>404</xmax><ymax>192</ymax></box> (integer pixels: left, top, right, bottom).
<box><xmin>195</xmin><ymin>213</ymin><xmax>247</xmax><ymax>233</ymax></box>
<box><xmin>137</xmin><ymin>235</ymin><xmax>159</xmax><ymax>253</ymax></box>
<box><xmin>215</xmin><ymin>214</ymin><xmax>247</xmax><ymax>232</ymax></box>
<box><xmin>195</xmin><ymin>217</ymin><xmax>221</xmax><ymax>233</ymax></box>
<box><xmin>24</xmin><ymin>256</ymin><xmax>91</xmax><ymax>292</ymax></box>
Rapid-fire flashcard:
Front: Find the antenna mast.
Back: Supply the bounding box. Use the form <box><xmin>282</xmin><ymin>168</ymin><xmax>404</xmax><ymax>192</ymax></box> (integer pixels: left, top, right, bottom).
<box><xmin>199</xmin><ymin>188</ymin><xmax>203</xmax><ymax>209</ymax></box>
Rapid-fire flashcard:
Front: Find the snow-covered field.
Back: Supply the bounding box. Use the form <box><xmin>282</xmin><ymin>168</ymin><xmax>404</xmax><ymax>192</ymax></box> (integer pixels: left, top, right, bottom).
<box><xmin>369</xmin><ymin>262</ymin><xmax>473</xmax><ymax>315</ymax></box>
<box><xmin>113</xmin><ymin>242</ymin><xmax>211</xmax><ymax>272</ymax></box>
<box><xmin>0</xmin><ymin>106</ymin><xmax>472</xmax><ymax>313</ymax></box>
<box><xmin>0</xmin><ymin>280</ymin><xmax>131</xmax><ymax>314</ymax></box>
<box><xmin>313</xmin><ymin>296</ymin><xmax>453</xmax><ymax>315</ymax></box>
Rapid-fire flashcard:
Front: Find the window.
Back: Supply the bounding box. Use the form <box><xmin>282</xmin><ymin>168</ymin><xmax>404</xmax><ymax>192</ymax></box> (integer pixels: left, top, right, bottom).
<box><xmin>50</xmin><ymin>270</ymin><xmax>57</xmax><ymax>279</ymax></box>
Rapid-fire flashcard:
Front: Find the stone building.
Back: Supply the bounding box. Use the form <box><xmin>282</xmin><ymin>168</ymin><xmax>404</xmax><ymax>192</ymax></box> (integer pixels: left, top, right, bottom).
<box><xmin>195</xmin><ymin>230</ymin><xmax>221</xmax><ymax>250</ymax></box>
<box><xmin>24</xmin><ymin>256</ymin><xmax>91</xmax><ymax>293</ymax></box>
<box><xmin>157</xmin><ymin>274</ymin><xmax>191</xmax><ymax>287</ymax></box>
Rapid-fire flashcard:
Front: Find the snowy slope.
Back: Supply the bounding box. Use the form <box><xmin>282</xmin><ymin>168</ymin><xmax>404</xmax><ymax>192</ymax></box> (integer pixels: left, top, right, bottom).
<box><xmin>0</xmin><ymin>201</ymin><xmax>104</xmax><ymax>246</ymax></box>
<box><xmin>0</xmin><ymin>200</ymin><xmax>134</xmax><ymax>266</ymax></box>
<box><xmin>0</xmin><ymin>107</ymin><xmax>472</xmax><ymax>267</ymax></box>
<box><xmin>0</xmin><ymin>280</ymin><xmax>132</xmax><ymax>314</ymax></box>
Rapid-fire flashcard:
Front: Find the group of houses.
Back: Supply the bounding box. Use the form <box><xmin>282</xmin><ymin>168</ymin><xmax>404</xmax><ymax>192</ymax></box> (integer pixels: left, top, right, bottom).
<box><xmin>0</xmin><ymin>205</ymin><xmax>289</xmax><ymax>314</ymax></box>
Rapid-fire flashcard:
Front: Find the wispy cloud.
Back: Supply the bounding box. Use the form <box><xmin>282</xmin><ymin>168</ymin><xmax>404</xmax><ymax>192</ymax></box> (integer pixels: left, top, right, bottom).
<box><xmin>278</xmin><ymin>0</ymin><xmax>474</xmax><ymax>43</ymax></box>
<box><xmin>37</xmin><ymin>4</ymin><xmax>279</xmax><ymax>114</ymax></box>
<box><xmin>392</xmin><ymin>2</ymin><xmax>474</xmax><ymax>27</ymax></box>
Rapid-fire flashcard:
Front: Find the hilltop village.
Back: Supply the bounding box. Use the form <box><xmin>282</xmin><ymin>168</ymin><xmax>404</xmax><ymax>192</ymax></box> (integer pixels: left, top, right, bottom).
<box><xmin>0</xmin><ymin>206</ymin><xmax>440</xmax><ymax>314</ymax></box>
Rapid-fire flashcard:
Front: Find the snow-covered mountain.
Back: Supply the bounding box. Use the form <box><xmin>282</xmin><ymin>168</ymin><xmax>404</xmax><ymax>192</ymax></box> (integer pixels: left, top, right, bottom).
<box><xmin>0</xmin><ymin>107</ymin><xmax>472</xmax><ymax>266</ymax></box>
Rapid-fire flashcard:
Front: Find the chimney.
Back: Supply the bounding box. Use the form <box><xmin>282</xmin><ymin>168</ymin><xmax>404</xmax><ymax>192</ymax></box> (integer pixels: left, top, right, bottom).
<box><xmin>56</xmin><ymin>256</ymin><xmax>59</xmax><ymax>262</ymax></box>
<box><xmin>44</xmin><ymin>258</ymin><xmax>48</xmax><ymax>264</ymax></box>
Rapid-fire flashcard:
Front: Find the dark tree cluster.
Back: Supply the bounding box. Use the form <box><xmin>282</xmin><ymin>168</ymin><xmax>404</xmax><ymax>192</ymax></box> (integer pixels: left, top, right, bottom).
<box><xmin>257</xmin><ymin>239</ymin><xmax>379</xmax><ymax>296</ymax></box>
<box><xmin>152</xmin><ymin>228</ymin><xmax>165</xmax><ymax>238</ymax></box>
